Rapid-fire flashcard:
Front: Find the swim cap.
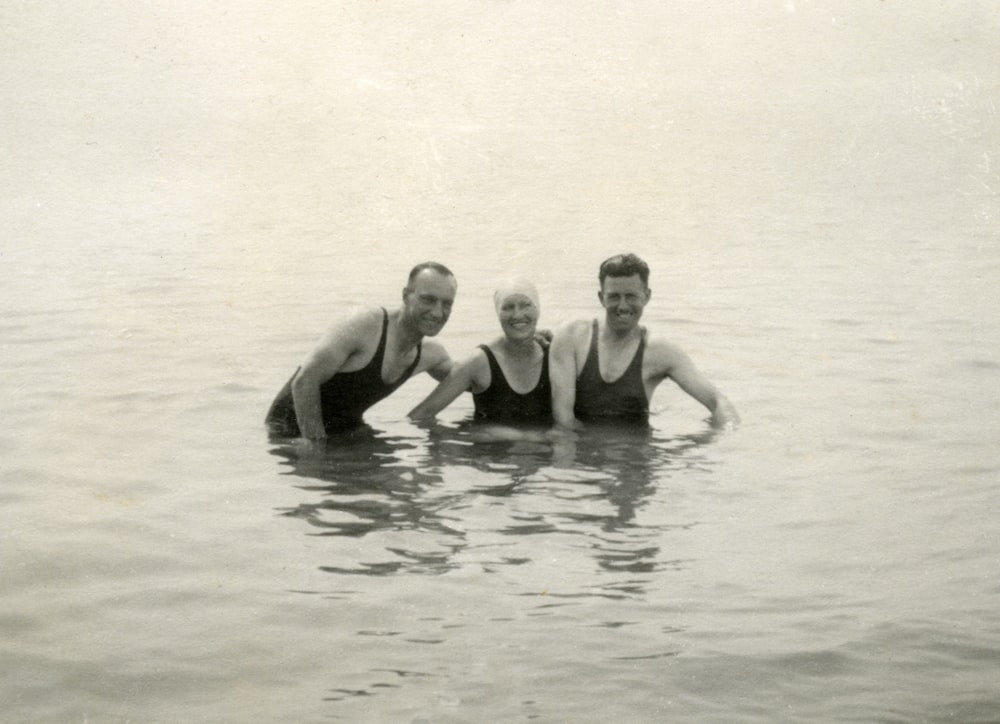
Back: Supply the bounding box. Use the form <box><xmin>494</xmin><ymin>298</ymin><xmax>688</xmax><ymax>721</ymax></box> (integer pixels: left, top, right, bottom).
<box><xmin>493</xmin><ymin>277</ymin><xmax>540</xmax><ymax>316</ymax></box>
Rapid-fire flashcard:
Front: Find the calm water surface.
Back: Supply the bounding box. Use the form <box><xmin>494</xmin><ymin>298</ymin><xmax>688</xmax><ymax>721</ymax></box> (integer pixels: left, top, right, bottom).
<box><xmin>3</xmin><ymin>2</ymin><xmax>1000</xmax><ymax>722</ymax></box>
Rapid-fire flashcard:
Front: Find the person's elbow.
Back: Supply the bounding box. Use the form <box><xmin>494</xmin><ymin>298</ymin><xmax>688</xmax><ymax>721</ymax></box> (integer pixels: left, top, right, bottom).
<box><xmin>427</xmin><ymin>357</ymin><xmax>453</xmax><ymax>382</ymax></box>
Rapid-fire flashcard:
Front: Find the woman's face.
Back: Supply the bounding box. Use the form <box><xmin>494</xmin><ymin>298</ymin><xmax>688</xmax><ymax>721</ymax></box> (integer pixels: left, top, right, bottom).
<box><xmin>497</xmin><ymin>293</ymin><xmax>538</xmax><ymax>341</ymax></box>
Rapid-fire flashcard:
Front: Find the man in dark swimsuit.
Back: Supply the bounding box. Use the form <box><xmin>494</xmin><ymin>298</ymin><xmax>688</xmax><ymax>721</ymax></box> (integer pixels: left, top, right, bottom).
<box><xmin>549</xmin><ymin>253</ymin><xmax>739</xmax><ymax>430</ymax></box>
<box><xmin>265</xmin><ymin>262</ymin><xmax>457</xmax><ymax>440</ymax></box>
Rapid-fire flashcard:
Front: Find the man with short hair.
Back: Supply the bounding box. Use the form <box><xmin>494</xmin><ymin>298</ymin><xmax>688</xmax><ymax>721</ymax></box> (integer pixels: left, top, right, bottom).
<box><xmin>549</xmin><ymin>253</ymin><xmax>739</xmax><ymax>430</ymax></box>
<box><xmin>266</xmin><ymin>262</ymin><xmax>457</xmax><ymax>440</ymax></box>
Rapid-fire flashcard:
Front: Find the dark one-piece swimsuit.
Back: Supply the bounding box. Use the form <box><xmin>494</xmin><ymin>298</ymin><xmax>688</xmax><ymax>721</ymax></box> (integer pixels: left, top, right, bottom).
<box><xmin>265</xmin><ymin>308</ymin><xmax>421</xmax><ymax>436</ymax></box>
<box><xmin>472</xmin><ymin>342</ymin><xmax>552</xmax><ymax>424</ymax></box>
<box><xmin>573</xmin><ymin>319</ymin><xmax>649</xmax><ymax>423</ymax></box>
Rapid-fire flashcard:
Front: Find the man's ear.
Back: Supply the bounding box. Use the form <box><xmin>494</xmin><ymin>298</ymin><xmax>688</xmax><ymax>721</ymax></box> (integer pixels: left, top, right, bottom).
<box><xmin>646</xmin><ymin>287</ymin><xmax>652</xmax><ymax>301</ymax></box>
<box><xmin>402</xmin><ymin>286</ymin><xmax>410</xmax><ymax>302</ymax></box>
<box><xmin>597</xmin><ymin>290</ymin><xmax>604</xmax><ymax>304</ymax></box>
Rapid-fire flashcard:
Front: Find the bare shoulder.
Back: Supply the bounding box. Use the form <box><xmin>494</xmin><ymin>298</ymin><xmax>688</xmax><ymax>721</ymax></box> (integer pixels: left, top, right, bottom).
<box><xmin>554</xmin><ymin>318</ymin><xmax>592</xmax><ymax>336</ymax></box>
<box><xmin>299</xmin><ymin>306</ymin><xmax>383</xmax><ymax>375</ymax></box>
<box><xmin>454</xmin><ymin>345</ymin><xmax>492</xmax><ymax>385</ymax></box>
<box><xmin>551</xmin><ymin>318</ymin><xmax>592</xmax><ymax>346</ymax></box>
<box><xmin>444</xmin><ymin>344</ymin><xmax>490</xmax><ymax>373</ymax></box>
<box><xmin>464</xmin><ymin>343</ymin><xmax>493</xmax><ymax>368</ymax></box>
<box><xmin>320</xmin><ymin>304</ymin><xmax>381</xmax><ymax>336</ymax></box>
<box><xmin>342</xmin><ymin>305</ymin><xmax>385</xmax><ymax>333</ymax></box>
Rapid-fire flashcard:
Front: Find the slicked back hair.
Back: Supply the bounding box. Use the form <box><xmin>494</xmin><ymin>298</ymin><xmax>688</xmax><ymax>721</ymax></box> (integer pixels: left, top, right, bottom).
<box><xmin>598</xmin><ymin>253</ymin><xmax>650</xmax><ymax>287</ymax></box>
<box><xmin>407</xmin><ymin>261</ymin><xmax>456</xmax><ymax>287</ymax></box>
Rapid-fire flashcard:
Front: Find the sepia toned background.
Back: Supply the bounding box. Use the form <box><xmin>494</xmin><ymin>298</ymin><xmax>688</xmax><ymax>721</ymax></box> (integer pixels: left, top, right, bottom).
<box><xmin>3</xmin><ymin>2</ymin><xmax>998</xmax><ymax>721</ymax></box>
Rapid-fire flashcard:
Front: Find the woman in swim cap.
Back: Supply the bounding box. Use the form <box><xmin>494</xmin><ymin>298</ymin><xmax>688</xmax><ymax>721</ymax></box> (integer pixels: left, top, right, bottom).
<box><xmin>408</xmin><ymin>277</ymin><xmax>551</xmax><ymax>424</ymax></box>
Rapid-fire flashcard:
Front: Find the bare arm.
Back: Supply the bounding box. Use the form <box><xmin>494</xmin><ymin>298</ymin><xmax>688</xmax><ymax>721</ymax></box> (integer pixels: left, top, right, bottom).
<box><xmin>549</xmin><ymin>322</ymin><xmax>583</xmax><ymax>430</ymax></box>
<box><xmin>658</xmin><ymin>342</ymin><xmax>740</xmax><ymax>429</ymax></box>
<box><xmin>408</xmin><ymin>350</ymin><xmax>487</xmax><ymax>420</ymax></box>
<box><xmin>290</xmin><ymin>311</ymin><xmax>373</xmax><ymax>440</ymax></box>
<box><xmin>419</xmin><ymin>340</ymin><xmax>454</xmax><ymax>383</ymax></box>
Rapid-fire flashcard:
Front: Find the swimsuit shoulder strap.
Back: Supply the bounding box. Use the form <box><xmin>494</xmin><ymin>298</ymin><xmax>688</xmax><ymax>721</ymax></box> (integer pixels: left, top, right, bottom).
<box><xmin>477</xmin><ymin>344</ymin><xmax>503</xmax><ymax>388</ymax></box>
<box><xmin>399</xmin><ymin>311</ymin><xmax>421</xmax><ymax>380</ymax></box>
<box><xmin>633</xmin><ymin>326</ymin><xmax>647</xmax><ymax>365</ymax></box>
<box><xmin>373</xmin><ymin>307</ymin><xmax>389</xmax><ymax>361</ymax></box>
<box><xmin>588</xmin><ymin>318</ymin><xmax>600</xmax><ymax>358</ymax></box>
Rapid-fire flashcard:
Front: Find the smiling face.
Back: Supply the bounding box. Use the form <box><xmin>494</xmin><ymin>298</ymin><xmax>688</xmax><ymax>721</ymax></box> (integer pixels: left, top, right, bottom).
<box><xmin>598</xmin><ymin>274</ymin><xmax>651</xmax><ymax>332</ymax></box>
<box><xmin>402</xmin><ymin>269</ymin><xmax>457</xmax><ymax>337</ymax></box>
<box><xmin>497</xmin><ymin>293</ymin><xmax>539</xmax><ymax>342</ymax></box>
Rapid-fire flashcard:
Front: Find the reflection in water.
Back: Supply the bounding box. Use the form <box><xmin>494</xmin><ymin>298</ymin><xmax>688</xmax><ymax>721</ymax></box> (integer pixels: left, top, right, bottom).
<box><xmin>269</xmin><ymin>420</ymin><xmax>720</xmax><ymax>584</ymax></box>
<box><xmin>270</xmin><ymin>426</ymin><xmax>470</xmax><ymax>576</ymax></box>
<box><xmin>547</xmin><ymin>423</ymin><xmax>718</xmax><ymax>581</ymax></box>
